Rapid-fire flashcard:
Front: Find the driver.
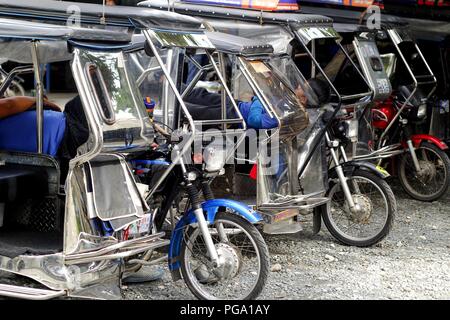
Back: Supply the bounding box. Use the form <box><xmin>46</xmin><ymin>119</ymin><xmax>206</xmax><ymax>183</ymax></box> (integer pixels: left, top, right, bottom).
<box><xmin>183</xmin><ymin>77</ymin><xmax>330</xmax><ymax>129</ymax></box>
<box><xmin>295</xmin><ymin>78</ymin><xmax>331</xmax><ymax>108</ymax></box>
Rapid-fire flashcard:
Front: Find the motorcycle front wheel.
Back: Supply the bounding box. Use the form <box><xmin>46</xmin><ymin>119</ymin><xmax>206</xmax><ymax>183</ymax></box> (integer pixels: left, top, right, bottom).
<box><xmin>398</xmin><ymin>142</ymin><xmax>450</xmax><ymax>202</ymax></box>
<box><xmin>180</xmin><ymin>211</ymin><xmax>269</xmax><ymax>300</ymax></box>
<box><xmin>321</xmin><ymin>169</ymin><xmax>396</xmax><ymax>247</ymax></box>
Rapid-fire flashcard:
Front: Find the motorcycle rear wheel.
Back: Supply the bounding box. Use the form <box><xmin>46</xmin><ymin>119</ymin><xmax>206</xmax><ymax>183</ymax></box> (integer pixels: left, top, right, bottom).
<box><xmin>180</xmin><ymin>211</ymin><xmax>269</xmax><ymax>300</ymax></box>
<box><xmin>398</xmin><ymin>142</ymin><xmax>450</xmax><ymax>202</ymax></box>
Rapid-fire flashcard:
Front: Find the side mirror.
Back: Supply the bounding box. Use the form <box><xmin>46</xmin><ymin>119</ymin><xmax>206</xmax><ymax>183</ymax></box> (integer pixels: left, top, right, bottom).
<box><xmin>375</xmin><ymin>31</ymin><xmax>388</xmax><ymax>41</ymax></box>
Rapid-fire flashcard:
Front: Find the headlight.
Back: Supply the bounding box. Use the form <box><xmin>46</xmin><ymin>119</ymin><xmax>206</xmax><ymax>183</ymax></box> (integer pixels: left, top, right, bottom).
<box><xmin>345</xmin><ymin>119</ymin><xmax>359</xmax><ymax>142</ymax></box>
<box><xmin>417</xmin><ymin>104</ymin><xmax>427</xmax><ymax>119</ymax></box>
<box><xmin>203</xmin><ymin>144</ymin><xmax>226</xmax><ymax>173</ymax></box>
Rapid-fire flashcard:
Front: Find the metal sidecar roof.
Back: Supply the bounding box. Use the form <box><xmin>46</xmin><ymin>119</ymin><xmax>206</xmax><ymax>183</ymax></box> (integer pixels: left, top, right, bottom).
<box><xmin>0</xmin><ymin>18</ymin><xmax>143</xmax><ymax>64</ymax></box>
<box><xmin>299</xmin><ymin>5</ymin><xmax>408</xmax><ymax>33</ymax></box>
<box><xmin>0</xmin><ymin>17</ymin><xmax>131</xmax><ymax>42</ymax></box>
<box><xmin>0</xmin><ymin>0</ymin><xmax>203</xmax><ymax>31</ymax></box>
<box><xmin>300</xmin><ymin>5</ymin><xmax>450</xmax><ymax>41</ymax></box>
<box><xmin>205</xmin><ymin>31</ymin><xmax>273</xmax><ymax>56</ymax></box>
<box><xmin>138</xmin><ymin>0</ymin><xmax>333</xmax><ymax>28</ymax></box>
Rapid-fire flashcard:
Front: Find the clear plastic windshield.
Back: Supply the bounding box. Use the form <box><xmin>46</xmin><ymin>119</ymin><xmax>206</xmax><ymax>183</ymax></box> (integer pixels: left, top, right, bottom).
<box><xmin>269</xmin><ymin>57</ymin><xmax>321</xmax><ymax>108</ymax></box>
<box><xmin>240</xmin><ymin>58</ymin><xmax>309</xmax><ymax>138</ymax></box>
<box><xmin>269</xmin><ymin>56</ymin><xmax>328</xmax><ymax>198</ymax></box>
<box><xmin>234</xmin><ymin>58</ymin><xmax>322</xmax><ymax>206</ymax></box>
<box><xmin>126</xmin><ymin>47</ymin><xmax>180</xmax><ymax>131</ymax></box>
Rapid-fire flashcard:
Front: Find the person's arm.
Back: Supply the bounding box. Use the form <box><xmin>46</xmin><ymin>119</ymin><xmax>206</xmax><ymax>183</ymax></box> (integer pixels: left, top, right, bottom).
<box><xmin>247</xmin><ymin>97</ymin><xmax>278</xmax><ymax>129</ymax></box>
<box><xmin>247</xmin><ymin>101</ymin><xmax>263</xmax><ymax>129</ymax></box>
<box><xmin>0</xmin><ymin>96</ymin><xmax>61</xmax><ymax>119</ymax></box>
<box><xmin>0</xmin><ymin>97</ymin><xmax>37</xmax><ymax>119</ymax></box>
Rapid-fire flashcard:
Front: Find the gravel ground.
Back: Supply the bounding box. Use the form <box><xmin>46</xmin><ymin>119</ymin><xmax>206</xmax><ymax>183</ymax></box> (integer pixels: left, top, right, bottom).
<box><xmin>123</xmin><ymin>181</ymin><xmax>450</xmax><ymax>300</ymax></box>
<box><xmin>0</xmin><ymin>181</ymin><xmax>448</xmax><ymax>300</ymax></box>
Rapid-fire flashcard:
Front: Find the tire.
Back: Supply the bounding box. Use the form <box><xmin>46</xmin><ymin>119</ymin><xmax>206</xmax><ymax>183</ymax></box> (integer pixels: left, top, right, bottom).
<box><xmin>322</xmin><ymin>169</ymin><xmax>396</xmax><ymax>247</ymax></box>
<box><xmin>398</xmin><ymin>142</ymin><xmax>450</xmax><ymax>202</ymax></box>
<box><xmin>5</xmin><ymin>80</ymin><xmax>25</xmax><ymax>97</ymax></box>
<box><xmin>180</xmin><ymin>211</ymin><xmax>269</xmax><ymax>300</ymax></box>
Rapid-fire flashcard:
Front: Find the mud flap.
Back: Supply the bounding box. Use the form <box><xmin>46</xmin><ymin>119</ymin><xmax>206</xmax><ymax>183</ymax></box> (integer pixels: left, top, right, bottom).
<box><xmin>312</xmin><ymin>207</ymin><xmax>322</xmax><ymax>234</ymax></box>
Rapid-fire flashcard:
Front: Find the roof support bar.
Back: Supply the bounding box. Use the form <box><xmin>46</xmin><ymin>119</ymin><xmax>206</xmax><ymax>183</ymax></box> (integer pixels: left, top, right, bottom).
<box><xmin>31</xmin><ymin>41</ymin><xmax>43</xmax><ymax>154</ymax></box>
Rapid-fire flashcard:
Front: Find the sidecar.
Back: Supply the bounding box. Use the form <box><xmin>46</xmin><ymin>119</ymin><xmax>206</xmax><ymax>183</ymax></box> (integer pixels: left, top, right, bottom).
<box><xmin>0</xmin><ymin>0</ymin><xmax>215</xmax><ymax>300</ymax></box>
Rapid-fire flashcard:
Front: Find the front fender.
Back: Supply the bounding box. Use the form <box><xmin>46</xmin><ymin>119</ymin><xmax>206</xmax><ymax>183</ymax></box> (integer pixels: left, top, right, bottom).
<box><xmin>330</xmin><ymin>161</ymin><xmax>390</xmax><ymax>179</ymax></box>
<box><xmin>168</xmin><ymin>199</ymin><xmax>262</xmax><ymax>280</ymax></box>
<box><xmin>411</xmin><ymin>134</ymin><xmax>448</xmax><ymax>151</ymax></box>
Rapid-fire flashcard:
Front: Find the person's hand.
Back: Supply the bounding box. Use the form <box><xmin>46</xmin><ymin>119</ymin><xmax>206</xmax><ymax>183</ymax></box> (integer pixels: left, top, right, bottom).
<box><xmin>43</xmin><ymin>98</ymin><xmax>61</xmax><ymax>112</ymax></box>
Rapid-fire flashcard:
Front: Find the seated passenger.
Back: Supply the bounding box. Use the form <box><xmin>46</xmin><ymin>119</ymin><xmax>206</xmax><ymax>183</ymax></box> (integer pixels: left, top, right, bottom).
<box><xmin>183</xmin><ymin>78</ymin><xmax>330</xmax><ymax>130</ymax></box>
<box><xmin>295</xmin><ymin>78</ymin><xmax>331</xmax><ymax>109</ymax></box>
<box><xmin>183</xmin><ymin>87</ymin><xmax>277</xmax><ymax>129</ymax></box>
<box><xmin>0</xmin><ymin>96</ymin><xmax>65</xmax><ymax>157</ymax></box>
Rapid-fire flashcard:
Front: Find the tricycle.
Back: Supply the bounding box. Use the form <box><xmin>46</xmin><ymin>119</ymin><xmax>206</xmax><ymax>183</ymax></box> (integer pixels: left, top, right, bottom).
<box><xmin>0</xmin><ymin>0</ymin><xmax>269</xmax><ymax>300</ymax></box>
<box><xmin>301</xmin><ymin>5</ymin><xmax>450</xmax><ymax>201</ymax></box>
<box><xmin>139</xmin><ymin>0</ymin><xmax>397</xmax><ymax>247</ymax></box>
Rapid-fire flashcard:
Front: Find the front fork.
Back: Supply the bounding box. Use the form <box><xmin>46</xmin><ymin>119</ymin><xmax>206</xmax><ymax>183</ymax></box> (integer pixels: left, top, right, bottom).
<box><xmin>325</xmin><ymin>132</ymin><xmax>360</xmax><ymax>213</ymax></box>
<box><xmin>406</xmin><ymin>139</ymin><xmax>422</xmax><ymax>172</ymax></box>
<box><xmin>174</xmin><ymin>145</ymin><xmax>221</xmax><ymax>268</ymax></box>
<box><xmin>402</xmin><ymin>123</ymin><xmax>422</xmax><ymax>172</ymax></box>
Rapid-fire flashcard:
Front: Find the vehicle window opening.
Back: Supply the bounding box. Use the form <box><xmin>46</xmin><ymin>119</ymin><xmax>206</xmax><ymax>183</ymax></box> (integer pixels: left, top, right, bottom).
<box><xmin>86</xmin><ymin>63</ymin><xmax>116</xmax><ymax>125</ymax></box>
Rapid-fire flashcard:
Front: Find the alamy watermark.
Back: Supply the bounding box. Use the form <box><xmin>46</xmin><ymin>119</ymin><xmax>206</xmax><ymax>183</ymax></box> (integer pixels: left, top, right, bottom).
<box><xmin>366</xmin><ymin>5</ymin><xmax>381</xmax><ymax>30</ymax></box>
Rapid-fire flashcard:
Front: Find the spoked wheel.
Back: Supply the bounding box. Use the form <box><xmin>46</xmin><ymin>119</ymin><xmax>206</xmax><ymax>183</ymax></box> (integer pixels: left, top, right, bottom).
<box><xmin>398</xmin><ymin>142</ymin><xmax>450</xmax><ymax>201</ymax></box>
<box><xmin>322</xmin><ymin>169</ymin><xmax>396</xmax><ymax>247</ymax></box>
<box><xmin>180</xmin><ymin>211</ymin><xmax>269</xmax><ymax>300</ymax></box>
<box><xmin>4</xmin><ymin>80</ymin><xmax>25</xmax><ymax>97</ymax></box>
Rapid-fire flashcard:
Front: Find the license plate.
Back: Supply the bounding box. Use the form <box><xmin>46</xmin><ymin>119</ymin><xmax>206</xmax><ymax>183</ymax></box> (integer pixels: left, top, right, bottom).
<box><xmin>272</xmin><ymin>209</ymin><xmax>299</xmax><ymax>223</ymax></box>
<box><xmin>129</xmin><ymin>214</ymin><xmax>152</xmax><ymax>235</ymax></box>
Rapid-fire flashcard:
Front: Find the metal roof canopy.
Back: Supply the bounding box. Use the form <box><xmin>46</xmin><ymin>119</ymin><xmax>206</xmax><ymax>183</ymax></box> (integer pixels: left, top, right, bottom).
<box><xmin>138</xmin><ymin>0</ymin><xmax>334</xmax><ymax>28</ymax></box>
<box><xmin>0</xmin><ymin>17</ymin><xmax>131</xmax><ymax>43</ymax></box>
<box><xmin>0</xmin><ymin>17</ymin><xmax>150</xmax><ymax>64</ymax></box>
<box><xmin>0</xmin><ymin>0</ymin><xmax>203</xmax><ymax>31</ymax></box>
<box><xmin>299</xmin><ymin>5</ymin><xmax>408</xmax><ymax>33</ymax></box>
<box><xmin>205</xmin><ymin>31</ymin><xmax>274</xmax><ymax>56</ymax></box>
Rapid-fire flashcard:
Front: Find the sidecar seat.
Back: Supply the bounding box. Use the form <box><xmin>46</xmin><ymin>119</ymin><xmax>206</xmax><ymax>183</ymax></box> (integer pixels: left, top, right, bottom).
<box><xmin>0</xmin><ymin>110</ymin><xmax>66</xmax><ymax>157</ymax></box>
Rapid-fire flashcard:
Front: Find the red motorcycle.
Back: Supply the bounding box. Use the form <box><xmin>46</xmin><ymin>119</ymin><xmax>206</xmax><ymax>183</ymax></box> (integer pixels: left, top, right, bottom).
<box><xmin>355</xmin><ymin>84</ymin><xmax>450</xmax><ymax>201</ymax></box>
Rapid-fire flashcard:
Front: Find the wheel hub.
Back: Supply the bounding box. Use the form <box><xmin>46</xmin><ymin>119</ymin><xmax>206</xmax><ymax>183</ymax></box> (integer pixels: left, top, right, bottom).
<box><xmin>213</xmin><ymin>243</ymin><xmax>241</xmax><ymax>280</ymax></box>
<box><xmin>345</xmin><ymin>194</ymin><xmax>373</xmax><ymax>224</ymax></box>
<box><xmin>416</xmin><ymin>160</ymin><xmax>437</xmax><ymax>183</ymax></box>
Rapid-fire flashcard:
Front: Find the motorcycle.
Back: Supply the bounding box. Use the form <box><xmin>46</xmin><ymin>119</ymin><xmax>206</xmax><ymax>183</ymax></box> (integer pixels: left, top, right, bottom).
<box><xmin>0</xmin><ymin>64</ymin><xmax>25</xmax><ymax>97</ymax></box>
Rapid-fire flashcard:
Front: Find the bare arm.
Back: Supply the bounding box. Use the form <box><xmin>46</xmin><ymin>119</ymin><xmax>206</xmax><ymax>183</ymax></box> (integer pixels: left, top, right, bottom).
<box><xmin>0</xmin><ymin>96</ymin><xmax>61</xmax><ymax>119</ymax></box>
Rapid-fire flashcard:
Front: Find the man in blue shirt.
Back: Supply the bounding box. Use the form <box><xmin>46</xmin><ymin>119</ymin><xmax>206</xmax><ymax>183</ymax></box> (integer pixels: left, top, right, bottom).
<box><xmin>183</xmin><ymin>77</ymin><xmax>330</xmax><ymax>130</ymax></box>
<box><xmin>237</xmin><ymin>96</ymin><xmax>278</xmax><ymax>129</ymax></box>
<box><xmin>183</xmin><ymin>87</ymin><xmax>278</xmax><ymax>129</ymax></box>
